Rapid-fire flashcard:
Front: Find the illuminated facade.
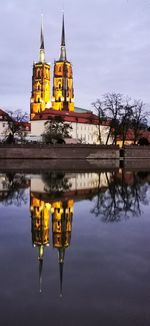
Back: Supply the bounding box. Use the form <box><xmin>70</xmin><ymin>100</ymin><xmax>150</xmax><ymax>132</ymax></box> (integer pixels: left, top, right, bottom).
<box><xmin>30</xmin><ymin>195</ymin><xmax>51</xmax><ymax>291</ymax></box>
<box><xmin>52</xmin><ymin>15</ymin><xmax>74</xmax><ymax>111</ymax></box>
<box><xmin>30</xmin><ymin>15</ymin><xmax>73</xmax><ymax>120</ymax></box>
<box><xmin>30</xmin><ymin>18</ymin><xmax>51</xmax><ymax>119</ymax></box>
<box><xmin>52</xmin><ymin>199</ymin><xmax>73</xmax><ymax>296</ymax></box>
<box><xmin>52</xmin><ymin>199</ymin><xmax>73</xmax><ymax>249</ymax></box>
<box><xmin>29</xmin><ymin>16</ymin><xmax>113</xmax><ymax>144</ymax></box>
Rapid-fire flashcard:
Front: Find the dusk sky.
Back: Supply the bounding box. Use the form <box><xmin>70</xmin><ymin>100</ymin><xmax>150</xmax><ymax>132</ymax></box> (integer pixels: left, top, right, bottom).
<box><xmin>0</xmin><ymin>0</ymin><xmax>150</xmax><ymax>113</ymax></box>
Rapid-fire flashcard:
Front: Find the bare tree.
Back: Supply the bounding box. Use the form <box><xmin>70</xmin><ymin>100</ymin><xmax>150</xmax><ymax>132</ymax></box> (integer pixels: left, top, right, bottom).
<box><xmin>119</xmin><ymin>98</ymin><xmax>134</xmax><ymax>147</ymax></box>
<box><xmin>4</xmin><ymin>109</ymin><xmax>29</xmax><ymax>143</ymax></box>
<box><xmin>131</xmin><ymin>100</ymin><xmax>149</xmax><ymax>144</ymax></box>
<box><xmin>92</xmin><ymin>99</ymin><xmax>106</xmax><ymax>144</ymax></box>
<box><xmin>103</xmin><ymin>93</ymin><xmax>123</xmax><ymax>145</ymax></box>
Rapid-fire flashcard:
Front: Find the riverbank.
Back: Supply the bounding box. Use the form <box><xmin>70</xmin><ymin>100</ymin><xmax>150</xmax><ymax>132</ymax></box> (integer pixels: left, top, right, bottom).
<box><xmin>0</xmin><ymin>145</ymin><xmax>150</xmax><ymax>172</ymax></box>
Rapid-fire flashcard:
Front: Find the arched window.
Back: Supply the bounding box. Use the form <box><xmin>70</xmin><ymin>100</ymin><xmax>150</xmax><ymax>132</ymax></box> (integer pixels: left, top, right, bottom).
<box><xmin>36</xmin><ymin>69</ymin><xmax>41</xmax><ymax>78</ymax></box>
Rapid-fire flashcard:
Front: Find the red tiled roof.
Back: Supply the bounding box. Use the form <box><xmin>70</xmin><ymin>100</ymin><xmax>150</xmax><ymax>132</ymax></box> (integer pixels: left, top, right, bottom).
<box><xmin>117</xmin><ymin>129</ymin><xmax>150</xmax><ymax>141</ymax></box>
<box><xmin>17</xmin><ymin>121</ymin><xmax>31</xmax><ymax>131</ymax></box>
<box><xmin>32</xmin><ymin>109</ymin><xmax>111</xmax><ymax>126</ymax></box>
<box><xmin>0</xmin><ymin>108</ymin><xmax>12</xmax><ymax>121</ymax></box>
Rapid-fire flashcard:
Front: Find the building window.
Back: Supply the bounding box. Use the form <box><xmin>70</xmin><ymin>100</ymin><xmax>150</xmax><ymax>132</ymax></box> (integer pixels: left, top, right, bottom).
<box><xmin>46</xmin><ymin>70</ymin><xmax>49</xmax><ymax>78</ymax></box>
<box><xmin>37</xmin><ymin>69</ymin><xmax>41</xmax><ymax>78</ymax></box>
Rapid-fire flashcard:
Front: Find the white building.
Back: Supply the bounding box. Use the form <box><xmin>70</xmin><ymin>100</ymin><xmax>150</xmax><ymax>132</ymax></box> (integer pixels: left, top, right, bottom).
<box><xmin>0</xmin><ymin>109</ymin><xmax>11</xmax><ymax>141</ymax></box>
<box><xmin>30</xmin><ymin>107</ymin><xmax>112</xmax><ymax>145</ymax></box>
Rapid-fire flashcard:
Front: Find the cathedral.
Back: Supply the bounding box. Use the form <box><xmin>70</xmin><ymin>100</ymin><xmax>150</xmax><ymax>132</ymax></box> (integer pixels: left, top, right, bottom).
<box><xmin>30</xmin><ymin>15</ymin><xmax>74</xmax><ymax>119</ymax></box>
<box><xmin>30</xmin><ymin>15</ymin><xmax>111</xmax><ymax>145</ymax></box>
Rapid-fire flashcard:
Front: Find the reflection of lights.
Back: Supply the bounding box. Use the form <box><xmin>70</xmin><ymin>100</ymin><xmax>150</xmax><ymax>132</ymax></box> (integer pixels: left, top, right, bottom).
<box><xmin>45</xmin><ymin>203</ymin><xmax>51</xmax><ymax>209</ymax></box>
<box><xmin>60</xmin><ymin>208</ymin><xmax>64</xmax><ymax>214</ymax></box>
<box><xmin>30</xmin><ymin>206</ymin><xmax>34</xmax><ymax>211</ymax></box>
<box><xmin>46</xmin><ymin>102</ymin><xmax>51</xmax><ymax>109</ymax></box>
<box><xmin>51</xmin><ymin>207</ymin><xmax>54</xmax><ymax>214</ymax></box>
<box><xmin>39</xmin><ymin>206</ymin><xmax>43</xmax><ymax>212</ymax></box>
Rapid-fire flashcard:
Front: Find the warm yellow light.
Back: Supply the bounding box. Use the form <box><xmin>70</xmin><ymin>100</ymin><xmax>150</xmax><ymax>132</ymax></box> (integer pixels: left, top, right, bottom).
<box><xmin>45</xmin><ymin>203</ymin><xmax>51</xmax><ymax>209</ymax></box>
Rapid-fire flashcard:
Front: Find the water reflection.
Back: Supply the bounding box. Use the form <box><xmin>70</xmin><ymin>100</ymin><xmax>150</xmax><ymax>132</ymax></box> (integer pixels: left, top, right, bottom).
<box><xmin>91</xmin><ymin>170</ymin><xmax>150</xmax><ymax>222</ymax></box>
<box><xmin>0</xmin><ymin>170</ymin><xmax>150</xmax><ymax>296</ymax></box>
<box><xmin>30</xmin><ymin>191</ymin><xmax>73</xmax><ymax>295</ymax></box>
<box><xmin>0</xmin><ymin>173</ymin><xmax>29</xmax><ymax>205</ymax></box>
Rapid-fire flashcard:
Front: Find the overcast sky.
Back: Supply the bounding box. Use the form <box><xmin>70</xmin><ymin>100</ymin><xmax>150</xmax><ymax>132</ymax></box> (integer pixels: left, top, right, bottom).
<box><xmin>0</xmin><ymin>0</ymin><xmax>150</xmax><ymax>113</ymax></box>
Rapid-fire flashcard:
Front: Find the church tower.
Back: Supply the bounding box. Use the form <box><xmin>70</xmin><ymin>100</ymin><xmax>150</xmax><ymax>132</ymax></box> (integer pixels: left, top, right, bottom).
<box><xmin>52</xmin><ymin>15</ymin><xmax>74</xmax><ymax>112</ymax></box>
<box><xmin>30</xmin><ymin>17</ymin><xmax>51</xmax><ymax>119</ymax></box>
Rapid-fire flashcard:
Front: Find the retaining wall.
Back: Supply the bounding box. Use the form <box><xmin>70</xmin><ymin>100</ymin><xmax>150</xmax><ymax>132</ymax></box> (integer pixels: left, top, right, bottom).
<box><xmin>124</xmin><ymin>146</ymin><xmax>150</xmax><ymax>159</ymax></box>
<box><xmin>0</xmin><ymin>144</ymin><xmax>120</xmax><ymax>160</ymax></box>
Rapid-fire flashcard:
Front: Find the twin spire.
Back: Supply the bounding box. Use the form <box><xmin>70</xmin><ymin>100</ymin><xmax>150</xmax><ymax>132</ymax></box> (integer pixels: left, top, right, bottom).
<box><xmin>40</xmin><ymin>14</ymin><xmax>44</xmax><ymax>50</ymax></box>
<box><xmin>39</xmin><ymin>14</ymin><xmax>67</xmax><ymax>63</ymax></box>
<box><xmin>39</xmin><ymin>14</ymin><xmax>45</xmax><ymax>63</ymax></box>
<box><xmin>60</xmin><ymin>14</ymin><xmax>67</xmax><ymax>61</ymax></box>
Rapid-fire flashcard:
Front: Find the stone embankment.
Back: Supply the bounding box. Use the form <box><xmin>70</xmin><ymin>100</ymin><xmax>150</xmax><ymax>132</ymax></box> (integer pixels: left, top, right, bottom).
<box><xmin>0</xmin><ymin>144</ymin><xmax>119</xmax><ymax>160</ymax></box>
<box><xmin>0</xmin><ymin>144</ymin><xmax>150</xmax><ymax>172</ymax></box>
<box><xmin>122</xmin><ymin>146</ymin><xmax>150</xmax><ymax>169</ymax></box>
<box><xmin>123</xmin><ymin>146</ymin><xmax>150</xmax><ymax>159</ymax></box>
<box><xmin>0</xmin><ymin>144</ymin><xmax>120</xmax><ymax>171</ymax></box>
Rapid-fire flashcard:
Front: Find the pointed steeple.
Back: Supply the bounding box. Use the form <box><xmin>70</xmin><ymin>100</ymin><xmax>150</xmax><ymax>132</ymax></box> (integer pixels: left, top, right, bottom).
<box><xmin>58</xmin><ymin>248</ymin><xmax>65</xmax><ymax>297</ymax></box>
<box><xmin>61</xmin><ymin>14</ymin><xmax>65</xmax><ymax>47</ymax></box>
<box><xmin>39</xmin><ymin>14</ymin><xmax>45</xmax><ymax>63</ymax></box>
<box><xmin>40</xmin><ymin>14</ymin><xmax>45</xmax><ymax>50</ymax></box>
<box><xmin>60</xmin><ymin>14</ymin><xmax>67</xmax><ymax>61</ymax></box>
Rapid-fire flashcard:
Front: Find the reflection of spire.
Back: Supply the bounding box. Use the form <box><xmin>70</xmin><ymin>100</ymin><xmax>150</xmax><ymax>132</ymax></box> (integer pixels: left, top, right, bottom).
<box><xmin>58</xmin><ymin>247</ymin><xmax>65</xmax><ymax>297</ymax></box>
<box><xmin>31</xmin><ymin>195</ymin><xmax>51</xmax><ymax>293</ymax></box>
<box><xmin>38</xmin><ymin>245</ymin><xmax>44</xmax><ymax>293</ymax></box>
<box><xmin>39</xmin><ymin>257</ymin><xmax>43</xmax><ymax>293</ymax></box>
<box><xmin>60</xmin><ymin>14</ymin><xmax>67</xmax><ymax>61</ymax></box>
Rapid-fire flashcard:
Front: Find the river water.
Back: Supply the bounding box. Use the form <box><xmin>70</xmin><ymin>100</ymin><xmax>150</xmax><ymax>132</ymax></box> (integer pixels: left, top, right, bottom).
<box><xmin>0</xmin><ymin>169</ymin><xmax>150</xmax><ymax>325</ymax></box>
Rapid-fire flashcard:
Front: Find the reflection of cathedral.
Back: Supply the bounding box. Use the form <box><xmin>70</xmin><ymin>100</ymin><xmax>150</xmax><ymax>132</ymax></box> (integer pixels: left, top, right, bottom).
<box><xmin>30</xmin><ymin>172</ymin><xmax>109</xmax><ymax>294</ymax></box>
<box><xmin>30</xmin><ymin>193</ymin><xmax>73</xmax><ymax>295</ymax></box>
